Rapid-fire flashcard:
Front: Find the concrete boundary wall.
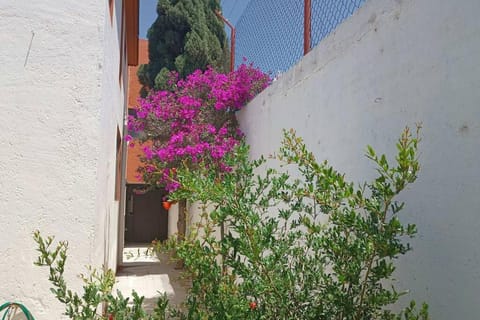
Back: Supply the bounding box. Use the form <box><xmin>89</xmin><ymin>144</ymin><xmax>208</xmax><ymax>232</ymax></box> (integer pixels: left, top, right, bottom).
<box><xmin>238</xmin><ymin>0</ymin><xmax>480</xmax><ymax>318</ymax></box>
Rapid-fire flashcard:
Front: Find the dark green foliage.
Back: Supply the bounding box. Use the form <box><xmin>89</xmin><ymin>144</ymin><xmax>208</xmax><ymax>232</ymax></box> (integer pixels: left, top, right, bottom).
<box><xmin>138</xmin><ymin>0</ymin><xmax>228</xmax><ymax>92</ymax></box>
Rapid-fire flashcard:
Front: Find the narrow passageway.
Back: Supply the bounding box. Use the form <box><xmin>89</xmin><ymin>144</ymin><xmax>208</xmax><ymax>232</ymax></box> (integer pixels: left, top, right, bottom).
<box><xmin>114</xmin><ymin>250</ymin><xmax>189</xmax><ymax>313</ymax></box>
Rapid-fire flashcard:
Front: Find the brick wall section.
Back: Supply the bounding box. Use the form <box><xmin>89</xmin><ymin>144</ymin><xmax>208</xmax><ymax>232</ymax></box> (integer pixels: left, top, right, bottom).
<box><xmin>126</xmin><ymin>39</ymin><xmax>149</xmax><ymax>183</ymax></box>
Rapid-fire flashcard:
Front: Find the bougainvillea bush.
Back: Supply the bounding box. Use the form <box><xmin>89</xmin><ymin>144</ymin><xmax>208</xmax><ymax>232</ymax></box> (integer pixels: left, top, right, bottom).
<box><xmin>127</xmin><ymin>64</ymin><xmax>270</xmax><ymax>192</ymax></box>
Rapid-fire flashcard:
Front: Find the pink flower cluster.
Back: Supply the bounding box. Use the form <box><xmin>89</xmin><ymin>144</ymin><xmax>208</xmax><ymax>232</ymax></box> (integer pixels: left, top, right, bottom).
<box><xmin>128</xmin><ymin>64</ymin><xmax>270</xmax><ymax>192</ymax></box>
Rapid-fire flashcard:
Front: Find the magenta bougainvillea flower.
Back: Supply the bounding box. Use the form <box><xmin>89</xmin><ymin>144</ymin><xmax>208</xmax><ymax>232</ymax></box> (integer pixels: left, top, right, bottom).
<box><xmin>128</xmin><ymin>64</ymin><xmax>270</xmax><ymax>192</ymax></box>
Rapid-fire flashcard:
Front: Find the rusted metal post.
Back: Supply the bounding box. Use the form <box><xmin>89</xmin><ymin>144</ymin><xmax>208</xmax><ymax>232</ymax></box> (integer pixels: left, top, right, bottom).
<box><xmin>215</xmin><ymin>10</ymin><xmax>236</xmax><ymax>72</ymax></box>
<box><xmin>304</xmin><ymin>0</ymin><xmax>312</xmax><ymax>55</ymax></box>
<box><xmin>229</xmin><ymin>23</ymin><xmax>236</xmax><ymax>71</ymax></box>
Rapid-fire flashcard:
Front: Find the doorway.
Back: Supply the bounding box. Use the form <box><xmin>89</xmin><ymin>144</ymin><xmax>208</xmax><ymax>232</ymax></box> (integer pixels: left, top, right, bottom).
<box><xmin>125</xmin><ymin>185</ymin><xmax>168</xmax><ymax>244</ymax></box>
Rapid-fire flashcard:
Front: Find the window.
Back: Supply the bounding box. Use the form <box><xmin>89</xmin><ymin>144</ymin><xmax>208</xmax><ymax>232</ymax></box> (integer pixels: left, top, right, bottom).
<box><xmin>109</xmin><ymin>0</ymin><xmax>114</xmax><ymax>25</ymax></box>
<box><xmin>114</xmin><ymin>127</ymin><xmax>123</xmax><ymax>200</ymax></box>
<box><xmin>127</xmin><ymin>109</ymin><xmax>145</xmax><ymax>139</ymax></box>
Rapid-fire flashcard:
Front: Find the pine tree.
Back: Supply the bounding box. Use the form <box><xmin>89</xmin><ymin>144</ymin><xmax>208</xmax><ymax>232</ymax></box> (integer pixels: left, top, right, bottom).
<box><xmin>138</xmin><ymin>0</ymin><xmax>229</xmax><ymax>92</ymax></box>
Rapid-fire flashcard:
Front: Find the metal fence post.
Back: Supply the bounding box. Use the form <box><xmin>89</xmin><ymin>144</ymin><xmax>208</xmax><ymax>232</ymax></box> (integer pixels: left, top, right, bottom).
<box><xmin>215</xmin><ymin>10</ymin><xmax>236</xmax><ymax>72</ymax></box>
<box><xmin>304</xmin><ymin>0</ymin><xmax>312</xmax><ymax>55</ymax></box>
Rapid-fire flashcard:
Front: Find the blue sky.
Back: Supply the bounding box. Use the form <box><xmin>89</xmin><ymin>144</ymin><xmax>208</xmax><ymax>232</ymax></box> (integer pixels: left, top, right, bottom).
<box><xmin>139</xmin><ymin>0</ymin><xmax>248</xmax><ymax>39</ymax></box>
<box><xmin>139</xmin><ymin>0</ymin><xmax>158</xmax><ymax>39</ymax></box>
<box><xmin>219</xmin><ymin>0</ymin><xmax>251</xmax><ymax>26</ymax></box>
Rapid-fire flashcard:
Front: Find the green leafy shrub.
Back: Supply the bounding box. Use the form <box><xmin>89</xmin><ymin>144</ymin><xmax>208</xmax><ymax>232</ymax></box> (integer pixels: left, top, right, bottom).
<box><xmin>33</xmin><ymin>231</ymin><xmax>170</xmax><ymax>320</ymax></box>
<box><xmin>34</xmin><ymin>126</ymin><xmax>429</xmax><ymax>319</ymax></box>
<box><xmin>163</xmin><ymin>126</ymin><xmax>429</xmax><ymax>319</ymax></box>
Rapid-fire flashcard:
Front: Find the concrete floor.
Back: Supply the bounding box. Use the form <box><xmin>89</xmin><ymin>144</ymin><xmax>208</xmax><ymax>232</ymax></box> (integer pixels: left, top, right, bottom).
<box><xmin>114</xmin><ymin>247</ymin><xmax>189</xmax><ymax>314</ymax></box>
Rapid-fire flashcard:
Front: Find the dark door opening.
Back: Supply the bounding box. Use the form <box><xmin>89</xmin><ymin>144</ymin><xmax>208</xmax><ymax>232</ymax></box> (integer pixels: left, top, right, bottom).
<box><xmin>125</xmin><ymin>185</ymin><xmax>168</xmax><ymax>244</ymax></box>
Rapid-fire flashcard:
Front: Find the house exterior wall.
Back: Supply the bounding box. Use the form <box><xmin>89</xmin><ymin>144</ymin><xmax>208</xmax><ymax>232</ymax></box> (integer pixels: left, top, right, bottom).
<box><xmin>0</xmin><ymin>0</ymin><xmax>127</xmax><ymax>318</ymax></box>
<box><xmin>238</xmin><ymin>0</ymin><xmax>480</xmax><ymax>318</ymax></box>
<box><xmin>98</xmin><ymin>0</ymin><xmax>129</xmax><ymax>274</ymax></box>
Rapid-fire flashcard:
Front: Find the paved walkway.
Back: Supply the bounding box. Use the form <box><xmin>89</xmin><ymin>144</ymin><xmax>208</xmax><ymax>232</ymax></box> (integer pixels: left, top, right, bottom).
<box><xmin>114</xmin><ymin>247</ymin><xmax>189</xmax><ymax>314</ymax></box>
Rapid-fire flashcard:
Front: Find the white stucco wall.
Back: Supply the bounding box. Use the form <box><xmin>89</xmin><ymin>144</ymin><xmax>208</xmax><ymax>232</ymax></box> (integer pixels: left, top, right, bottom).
<box><xmin>0</xmin><ymin>1</ymin><xmax>126</xmax><ymax>318</ymax></box>
<box><xmin>168</xmin><ymin>203</ymin><xmax>179</xmax><ymax>238</ymax></box>
<box><xmin>238</xmin><ymin>0</ymin><xmax>480</xmax><ymax>318</ymax></box>
<box><xmin>98</xmin><ymin>0</ymin><xmax>129</xmax><ymax>273</ymax></box>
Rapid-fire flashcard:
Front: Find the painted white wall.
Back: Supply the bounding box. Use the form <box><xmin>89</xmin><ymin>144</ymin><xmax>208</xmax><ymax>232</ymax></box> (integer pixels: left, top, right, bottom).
<box><xmin>187</xmin><ymin>201</ymin><xmax>221</xmax><ymax>240</ymax></box>
<box><xmin>168</xmin><ymin>203</ymin><xmax>179</xmax><ymax>238</ymax></box>
<box><xmin>0</xmin><ymin>0</ymin><xmax>126</xmax><ymax>318</ymax></box>
<box><xmin>98</xmin><ymin>0</ymin><xmax>129</xmax><ymax>273</ymax></box>
<box><xmin>167</xmin><ymin>202</ymin><xmax>209</xmax><ymax>239</ymax></box>
<box><xmin>238</xmin><ymin>0</ymin><xmax>480</xmax><ymax>318</ymax></box>
<box><xmin>167</xmin><ymin>201</ymin><xmax>219</xmax><ymax>241</ymax></box>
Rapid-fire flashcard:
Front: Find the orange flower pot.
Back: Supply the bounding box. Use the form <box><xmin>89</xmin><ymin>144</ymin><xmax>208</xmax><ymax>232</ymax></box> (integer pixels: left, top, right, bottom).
<box><xmin>162</xmin><ymin>201</ymin><xmax>171</xmax><ymax>210</ymax></box>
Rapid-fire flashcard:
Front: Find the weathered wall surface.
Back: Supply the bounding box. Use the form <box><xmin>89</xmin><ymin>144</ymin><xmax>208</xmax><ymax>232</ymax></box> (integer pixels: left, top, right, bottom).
<box><xmin>168</xmin><ymin>203</ymin><xmax>179</xmax><ymax>238</ymax></box>
<box><xmin>0</xmin><ymin>0</ymin><xmax>125</xmax><ymax>318</ymax></box>
<box><xmin>238</xmin><ymin>0</ymin><xmax>480</xmax><ymax>318</ymax></box>
<box><xmin>98</xmin><ymin>0</ymin><xmax>127</xmax><ymax>273</ymax></box>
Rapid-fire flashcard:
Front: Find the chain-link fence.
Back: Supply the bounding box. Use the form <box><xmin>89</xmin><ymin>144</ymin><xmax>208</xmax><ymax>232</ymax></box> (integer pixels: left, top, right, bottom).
<box><xmin>234</xmin><ymin>0</ymin><xmax>366</xmax><ymax>75</ymax></box>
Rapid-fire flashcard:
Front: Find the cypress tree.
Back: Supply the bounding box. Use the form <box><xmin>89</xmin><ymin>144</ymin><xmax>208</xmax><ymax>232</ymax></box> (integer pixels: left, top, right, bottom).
<box><xmin>138</xmin><ymin>0</ymin><xmax>229</xmax><ymax>92</ymax></box>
